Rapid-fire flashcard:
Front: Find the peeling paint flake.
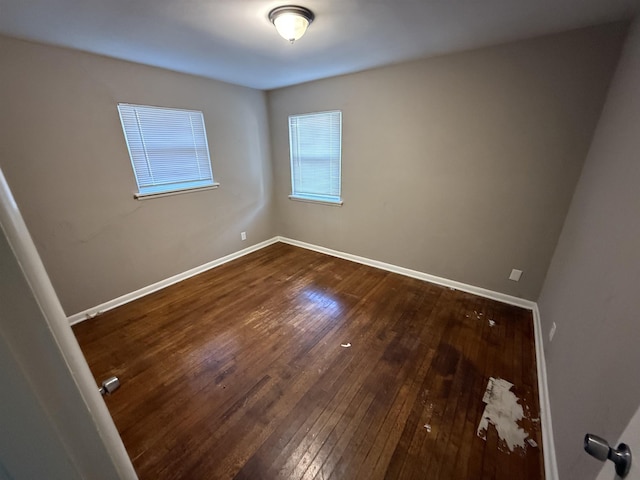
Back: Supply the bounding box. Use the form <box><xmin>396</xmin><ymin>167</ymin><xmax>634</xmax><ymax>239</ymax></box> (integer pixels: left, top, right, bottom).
<box><xmin>477</xmin><ymin>377</ymin><xmax>529</xmax><ymax>452</ymax></box>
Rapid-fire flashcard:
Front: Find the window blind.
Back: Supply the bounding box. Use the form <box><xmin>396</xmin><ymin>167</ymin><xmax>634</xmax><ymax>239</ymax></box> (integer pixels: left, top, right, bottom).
<box><xmin>288</xmin><ymin>110</ymin><xmax>342</xmax><ymax>204</ymax></box>
<box><xmin>117</xmin><ymin>103</ymin><xmax>215</xmax><ymax>197</ymax></box>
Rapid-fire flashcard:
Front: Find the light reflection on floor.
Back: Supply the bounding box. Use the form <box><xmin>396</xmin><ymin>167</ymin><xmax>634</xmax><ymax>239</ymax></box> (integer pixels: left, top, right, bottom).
<box><xmin>301</xmin><ymin>287</ymin><xmax>343</xmax><ymax>318</ymax></box>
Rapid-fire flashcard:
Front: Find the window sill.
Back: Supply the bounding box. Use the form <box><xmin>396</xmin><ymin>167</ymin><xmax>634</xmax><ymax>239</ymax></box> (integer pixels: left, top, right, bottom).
<box><xmin>134</xmin><ymin>183</ymin><xmax>220</xmax><ymax>200</ymax></box>
<box><xmin>288</xmin><ymin>194</ymin><xmax>343</xmax><ymax>207</ymax></box>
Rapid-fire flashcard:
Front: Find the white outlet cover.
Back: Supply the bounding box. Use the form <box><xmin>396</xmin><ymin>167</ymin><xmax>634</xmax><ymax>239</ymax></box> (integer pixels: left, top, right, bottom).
<box><xmin>241</xmin><ymin>232</ymin><xmax>246</xmax><ymax>240</ymax></box>
<box><xmin>509</xmin><ymin>269</ymin><xmax>523</xmax><ymax>281</ymax></box>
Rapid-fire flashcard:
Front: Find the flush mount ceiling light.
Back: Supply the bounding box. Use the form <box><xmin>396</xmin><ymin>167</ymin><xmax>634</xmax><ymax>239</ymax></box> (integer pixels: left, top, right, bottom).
<box><xmin>268</xmin><ymin>5</ymin><xmax>314</xmax><ymax>44</ymax></box>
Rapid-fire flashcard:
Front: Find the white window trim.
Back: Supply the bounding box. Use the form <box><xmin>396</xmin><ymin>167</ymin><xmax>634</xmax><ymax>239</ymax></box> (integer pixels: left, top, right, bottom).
<box><xmin>288</xmin><ymin>194</ymin><xmax>343</xmax><ymax>206</ymax></box>
<box><xmin>134</xmin><ymin>183</ymin><xmax>220</xmax><ymax>200</ymax></box>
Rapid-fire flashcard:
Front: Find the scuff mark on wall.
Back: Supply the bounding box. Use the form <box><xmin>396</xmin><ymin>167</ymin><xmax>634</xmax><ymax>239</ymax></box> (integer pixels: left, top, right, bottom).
<box><xmin>477</xmin><ymin>377</ymin><xmax>529</xmax><ymax>452</ymax></box>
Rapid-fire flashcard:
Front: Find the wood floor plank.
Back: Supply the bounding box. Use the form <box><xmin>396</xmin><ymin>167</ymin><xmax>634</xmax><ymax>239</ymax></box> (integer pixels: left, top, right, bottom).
<box><xmin>410</xmin><ymin>300</ymin><xmax>469</xmax><ymax>480</ymax></box>
<box><xmin>435</xmin><ymin>303</ymin><xmax>484</xmax><ymax>480</ymax></box>
<box><xmin>73</xmin><ymin>242</ymin><xmax>544</xmax><ymax>480</ymax></box>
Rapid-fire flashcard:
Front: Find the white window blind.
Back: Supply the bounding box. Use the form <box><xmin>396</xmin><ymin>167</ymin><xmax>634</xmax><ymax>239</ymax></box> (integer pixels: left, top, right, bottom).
<box><xmin>117</xmin><ymin>103</ymin><xmax>216</xmax><ymax>198</ymax></box>
<box><xmin>288</xmin><ymin>110</ymin><xmax>342</xmax><ymax>205</ymax></box>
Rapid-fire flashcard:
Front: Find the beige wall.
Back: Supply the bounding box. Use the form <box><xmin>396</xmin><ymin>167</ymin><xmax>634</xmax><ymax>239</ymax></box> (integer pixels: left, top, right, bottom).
<box><xmin>268</xmin><ymin>24</ymin><xmax>627</xmax><ymax>300</ymax></box>
<box><xmin>0</xmin><ymin>23</ymin><xmax>629</xmax><ymax>316</ymax></box>
<box><xmin>0</xmin><ymin>36</ymin><xmax>275</xmax><ymax>315</ymax></box>
<box><xmin>538</xmin><ymin>19</ymin><xmax>640</xmax><ymax>479</ymax></box>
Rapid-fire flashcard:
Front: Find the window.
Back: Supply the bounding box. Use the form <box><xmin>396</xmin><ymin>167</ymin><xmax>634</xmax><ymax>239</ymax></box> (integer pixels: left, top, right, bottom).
<box><xmin>288</xmin><ymin>110</ymin><xmax>342</xmax><ymax>205</ymax></box>
<box><xmin>117</xmin><ymin>103</ymin><xmax>217</xmax><ymax>199</ymax></box>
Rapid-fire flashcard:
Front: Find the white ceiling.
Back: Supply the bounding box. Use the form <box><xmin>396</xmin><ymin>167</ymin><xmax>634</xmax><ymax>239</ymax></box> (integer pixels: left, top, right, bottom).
<box><xmin>0</xmin><ymin>0</ymin><xmax>638</xmax><ymax>90</ymax></box>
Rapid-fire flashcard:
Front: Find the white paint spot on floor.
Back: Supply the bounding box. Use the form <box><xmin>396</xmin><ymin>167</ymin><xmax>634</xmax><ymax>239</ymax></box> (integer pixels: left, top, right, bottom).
<box><xmin>424</xmin><ymin>424</ymin><xmax>432</xmax><ymax>432</ymax></box>
<box><xmin>340</xmin><ymin>343</ymin><xmax>351</xmax><ymax>348</ymax></box>
<box><xmin>527</xmin><ymin>438</ymin><xmax>538</xmax><ymax>448</ymax></box>
<box><xmin>477</xmin><ymin>377</ymin><xmax>529</xmax><ymax>452</ymax></box>
<box><xmin>488</xmin><ymin>319</ymin><xmax>496</xmax><ymax>327</ymax></box>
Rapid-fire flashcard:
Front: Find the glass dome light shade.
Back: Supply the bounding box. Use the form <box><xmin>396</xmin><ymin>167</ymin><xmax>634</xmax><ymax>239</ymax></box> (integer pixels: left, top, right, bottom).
<box><xmin>269</xmin><ymin>6</ymin><xmax>315</xmax><ymax>44</ymax></box>
<box><xmin>273</xmin><ymin>13</ymin><xmax>309</xmax><ymax>43</ymax></box>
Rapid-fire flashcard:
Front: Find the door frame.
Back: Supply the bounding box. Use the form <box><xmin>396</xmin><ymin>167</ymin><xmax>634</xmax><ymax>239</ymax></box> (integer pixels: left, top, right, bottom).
<box><xmin>0</xmin><ymin>168</ymin><xmax>137</xmax><ymax>479</ymax></box>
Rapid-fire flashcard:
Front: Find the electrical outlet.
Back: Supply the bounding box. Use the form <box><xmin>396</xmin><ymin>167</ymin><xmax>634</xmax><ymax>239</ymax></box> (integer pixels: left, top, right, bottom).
<box><xmin>241</xmin><ymin>232</ymin><xmax>247</xmax><ymax>241</ymax></box>
<box><xmin>509</xmin><ymin>269</ymin><xmax>523</xmax><ymax>282</ymax></box>
<box><xmin>549</xmin><ymin>322</ymin><xmax>557</xmax><ymax>342</ymax></box>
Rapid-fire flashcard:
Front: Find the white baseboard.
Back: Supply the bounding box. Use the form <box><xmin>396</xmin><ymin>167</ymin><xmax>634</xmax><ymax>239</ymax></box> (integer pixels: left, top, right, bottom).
<box><xmin>67</xmin><ymin>237</ymin><xmax>279</xmax><ymax>325</ymax></box>
<box><xmin>532</xmin><ymin>304</ymin><xmax>559</xmax><ymax>480</ymax></box>
<box><xmin>277</xmin><ymin>236</ymin><xmax>536</xmax><ymax>310</ymax></box>
<box><xmin>67</xmin><ymin>234</ymin><xmax>557</xmax><ymax>479</ymax></box>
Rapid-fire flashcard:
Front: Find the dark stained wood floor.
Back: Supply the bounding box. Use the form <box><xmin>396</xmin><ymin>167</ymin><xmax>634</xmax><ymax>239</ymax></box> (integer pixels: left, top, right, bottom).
<box><xmin>73</xmin><ymin>242</ymin><xmax>544</xmax><ymax>480</ymax></box>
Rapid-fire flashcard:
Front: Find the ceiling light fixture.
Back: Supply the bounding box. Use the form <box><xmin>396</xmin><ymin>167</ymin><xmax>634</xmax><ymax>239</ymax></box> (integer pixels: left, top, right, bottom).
<box><xmin>268</xmin><ymin>5</ymin><xmax>314</xmax><ymax>44</ymax></box>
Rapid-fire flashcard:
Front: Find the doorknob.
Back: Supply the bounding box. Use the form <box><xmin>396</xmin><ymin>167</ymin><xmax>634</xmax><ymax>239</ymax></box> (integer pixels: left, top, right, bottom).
<box><xmin>584</xmin><ymin>433</ymin><xmax>632</xmax><ymax>478</ymax></box>
<box><xmin>98</xmin><ymin>376</ymin><xmax>120</xmax><ymax>396</ymax></box>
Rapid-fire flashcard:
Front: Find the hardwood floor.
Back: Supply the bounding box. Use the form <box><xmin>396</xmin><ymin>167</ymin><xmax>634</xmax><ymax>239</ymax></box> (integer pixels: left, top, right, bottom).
<box><xmin>73</xmin><ymin>242</ymin><xmax>544</xmax><ymax>480</ymax></box>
